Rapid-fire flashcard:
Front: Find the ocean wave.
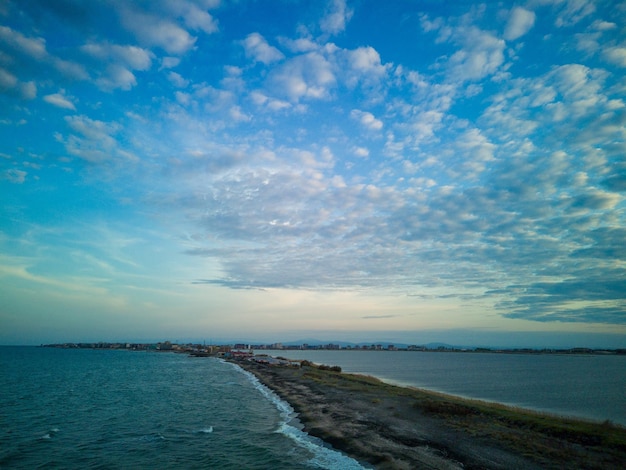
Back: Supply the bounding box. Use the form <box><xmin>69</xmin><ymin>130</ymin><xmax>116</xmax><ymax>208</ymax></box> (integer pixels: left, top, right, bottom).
<box><xmin>39</xmin><ymin>428</ymin><xmax>60</xmax><ymax>440</ymax></box>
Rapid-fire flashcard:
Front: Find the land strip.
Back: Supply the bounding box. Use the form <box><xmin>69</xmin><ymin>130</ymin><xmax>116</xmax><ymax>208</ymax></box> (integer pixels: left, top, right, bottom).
<box><xmin>237</xmin><ymin>360</ymin><xmax>626</xmax><ymax>470</ymax></box>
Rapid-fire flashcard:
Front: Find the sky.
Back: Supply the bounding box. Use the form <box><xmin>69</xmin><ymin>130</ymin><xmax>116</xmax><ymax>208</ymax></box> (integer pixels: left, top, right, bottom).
<box><xmin>1</xmin><ymin>0</ymin><xmax>625</xmax><ymax>348</ymax></box>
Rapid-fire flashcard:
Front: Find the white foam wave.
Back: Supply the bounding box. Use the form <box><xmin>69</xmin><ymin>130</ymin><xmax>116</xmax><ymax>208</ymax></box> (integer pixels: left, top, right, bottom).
<box><xmin>236</xmin><ymin>365</ymin><xmax>367</xmax><ymax>470</ymax></box>
<box><xmin>39</xmin><ymin>428</ymin><xmax>59</xmax><ymax>440</ymax></box>
<box><xmin>198</xmin><ymin>426</ymin><xmax>213</xmax><ymax>434</ymax></box>
<box><xmin>138</xmin><ymin>433</ymin><xmax>165</xmax><ymax>442</ymax></box>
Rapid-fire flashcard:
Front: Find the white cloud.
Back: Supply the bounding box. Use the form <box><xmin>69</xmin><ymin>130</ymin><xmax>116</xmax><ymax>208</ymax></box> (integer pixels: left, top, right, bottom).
<box><xmin>243</xmin><ymin>33</ymin><xmax>284</xmax><ymax>64</ymax></box>
<box><xmin>120</xmin><ymin>8</ymin><xmax>196</xmax><ymax>55</ymax></box>
<box><xmin>280</xmin><ymin>36</ymin><xmax>319</xmax><ymax>53</ymax></box>
<box><xmin>504</xmin><ymin>7</ymin><xmax>536</xmax><ymax>41</ymax></box>
<box><xmin>177</xmin><ymin>3</ymin><xmax>218</xmax><ymax>34</ymax></box>
<box><xmin>270</xmin><ymin>52</ymin><xmax>335</xmax><ymax>101</ymax></box>
<box><xmin>1</xmin><ymin>168</ymin><xmax>27</xmax><ymax>183</ymax></box>
<box><xmin>63</xmin><ymin>115</ymin><xmax>124</xmax><ymax>162</ymax></box>
<box><xmin>251</xmin><ymin>91</ymin><xmax>292</xmax><ymax>112</ymax></box>
<box><xmin>168</xmin><ymin>71</ymin><xmax>189</xmax><ymax>88</ymax></box>
<box><xmin>175</xmin><ymin>91</ymin><xmax>191</xmax><ymax>106</ymax></box>
<box><xmin>553</xmin><ymin>0</ymin><xmax>596</xmax><ymax>27</ymax></box>
<box><xmin>590</xmin><ymin>20</ymin><xmax>616</xmax><ymax>31</ymax></box>
<box><xmin>81</xmin><ymin>43</ymin><xmax>153</xmax><ymax>70</ymax></box>
<box><xmin>447</xmin><ymin>27</ymin><xmax>506</xmax><ymax>81</ymax></box>
<box><xmin>114</xmin><ymin>45</ymin><xmax>152</xmax><ymax>70</ymax></box>
<box><xmin>351</xmin><ymin>109</ymin><xmax>383</xmax><ymax>131</ymax></box>
<box><xmin>0</xmin><ymin>26</ymin><xmax>47</xmax><ymax>59</ymax></box>
<box><xmin>160</xmin><ymin>57</ymin><xmax>181</xmax><ymax>69</ymax></box>
<box><xmin>603</xmin><ymin>47</ymin><xmax>626</xmax><ymax>68</ymax></box>
<box><xmin>229</xmin><ymin>105</ymin><xmax>251</xmax><ymax>122</ymax></box>
<box><xmin>43</xmin><ymin>91</ymin><xmax>76</xmax><ymax>110</ymax></box>
<box><xmin>353</xmin><ymin>146</ymin><xmax>369</xmax><ymax>158</ymax></box>
<box><xmin>0</xmin><ymin>67</ymin><xmax>36</xmax><ymax>99</ymax></box>
<box><xmin>349</xmin><ymin>47</ymin><xmax>385</xmax><ymax>74</ymax></box>
<box><xmin>0</xmin><ymin>67</ymin><xmax>17</xmax><ymax>89</ymax></box>
<box><xmin>20</xmin><ymin>81</ymin><xmax>36</xmax><ymax>99</ymax></box>
<box><xmin>96</xmin><ymin>64</ymin><xmax>137</xmax><ymax>91</ymax></box>
<box><xmin>81</xmin><ymin>42</ymin><xmax>153</xmax><ymax>91</ymax></box>
<box><xmin>52</xmin><ymin>58</ymin><xmax>89</xmax><ymax>80</ymax></box>
<box><xmin>320</xmin><ymin>0</ymin><xmax>354</xmax><ymax>35</ymax></box>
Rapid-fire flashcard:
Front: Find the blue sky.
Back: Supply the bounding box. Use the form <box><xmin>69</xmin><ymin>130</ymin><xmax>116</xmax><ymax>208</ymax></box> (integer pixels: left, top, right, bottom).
<box><xmin>1</xmin><ymin>0</ymin><xmax>625</xmax><ymax>347</ymax></box>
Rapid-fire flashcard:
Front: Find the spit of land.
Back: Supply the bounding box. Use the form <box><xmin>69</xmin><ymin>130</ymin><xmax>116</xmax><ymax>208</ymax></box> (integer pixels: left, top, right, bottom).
<box><xmin>237</xmin><ymin>359</ymin><xmax>626</xmax><ymax>470</ymax></box>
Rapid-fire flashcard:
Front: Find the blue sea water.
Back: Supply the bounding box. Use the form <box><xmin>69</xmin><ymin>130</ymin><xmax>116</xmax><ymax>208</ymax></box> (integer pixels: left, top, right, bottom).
<box><xmin>263</xmin><ymin>349</ymin><xmax>626</xmax><ymax>426</ymax></box>
<box><xmin>0</xmin><ymin>347</ymin><xmax>365</xmax><ymax>469</ymax></box>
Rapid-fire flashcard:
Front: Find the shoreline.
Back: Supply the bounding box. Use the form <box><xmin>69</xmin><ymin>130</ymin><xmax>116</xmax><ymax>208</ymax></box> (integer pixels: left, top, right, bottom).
<box><xmin>236</xmin><ymin>359</ymin><xmax>626</xmax><ymax>470</ymax></box>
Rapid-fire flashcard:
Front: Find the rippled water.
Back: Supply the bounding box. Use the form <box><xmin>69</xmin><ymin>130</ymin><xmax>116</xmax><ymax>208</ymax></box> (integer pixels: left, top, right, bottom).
<box><xmin>263</xmin><ymin>349</ymin><xmax>626</xmax><ymax>425</ymax></box>
<box><xmin>0</xmin><ymin>347</ymin><xmax>365</xmax><ymax>469</ymax></box>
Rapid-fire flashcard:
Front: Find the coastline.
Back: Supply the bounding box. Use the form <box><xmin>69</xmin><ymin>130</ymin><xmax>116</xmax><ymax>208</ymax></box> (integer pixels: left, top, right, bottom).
<box><xmin>236</xmin><ymin>359</ymin><xmax>626</xmax><ymax>470</ymax></box>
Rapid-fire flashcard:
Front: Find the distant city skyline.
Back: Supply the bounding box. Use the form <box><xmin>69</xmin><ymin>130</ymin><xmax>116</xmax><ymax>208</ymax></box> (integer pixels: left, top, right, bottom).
<box><xmin>1</xmin><ymin>1</ymin><xmax>625</xmax><ymax>347</ymax></box>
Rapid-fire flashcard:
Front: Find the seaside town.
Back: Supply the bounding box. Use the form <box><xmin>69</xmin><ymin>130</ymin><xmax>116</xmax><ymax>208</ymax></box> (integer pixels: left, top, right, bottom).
<box><xmin>42</xmin><ymin>341</ymin><xmax>626</xmax><ymax>355</ymax></box>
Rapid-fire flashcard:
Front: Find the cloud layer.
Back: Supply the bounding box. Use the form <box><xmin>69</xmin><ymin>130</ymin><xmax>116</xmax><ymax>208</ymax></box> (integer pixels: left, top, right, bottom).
<box><xmin>1</xmin><ymin>0</ymin><xmax>625</xmax><ymax>340</ymax></box>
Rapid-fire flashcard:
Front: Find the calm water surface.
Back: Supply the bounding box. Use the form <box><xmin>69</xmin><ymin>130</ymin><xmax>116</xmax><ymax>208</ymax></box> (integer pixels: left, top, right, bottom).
<box><xmin>0</xmin><ymin>347</ymin><xmax>365</xmax><ymax>469</ymax></box>
<box><xmin>263</xmin><ymin>349</ymin><xmax>626</xmax><ymax>425</ymax></box>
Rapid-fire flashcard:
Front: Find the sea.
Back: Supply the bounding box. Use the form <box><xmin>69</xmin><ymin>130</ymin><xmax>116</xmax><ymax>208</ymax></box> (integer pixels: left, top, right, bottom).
<box><xmin>0</xmin><ymin>346</ymin><xmax>365</xmax><ymax>470</ymax></box>
<box><xmin>263</xmin><ymin>349</ymin><xmax>626</xmax><ymax>426</ymax></box>
<box><xmin>2</xmin><ymin>348</ymin><xmax>625</xmax><ymax>470</ymax></box>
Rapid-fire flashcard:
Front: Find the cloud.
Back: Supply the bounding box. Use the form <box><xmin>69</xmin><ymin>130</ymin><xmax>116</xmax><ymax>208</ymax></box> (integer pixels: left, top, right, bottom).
<box><xmin>342</xmin><ymin>46</ymin><xmax>390</xmax><ymax>91</ymax></box>
<box><xmin>243</xmin><ymin>33</ymin><xmax>284</xmax><ymax>64</ymax></box>
<box><xmin>167</xmin><ymin>71</ymin><xmax>189</xmax><ymax>88</ymax></box>
<box><xmin>320</xmin><ymin>0</ymin><xmax>354</xmax><ymax>35</ymax></box>
<box><xmin>160</xmin><ymin>57</ymin><xmax>181</xmax><ymax>69</ymax></box>
<box><xmin>419</xmin><ymin>13</ymin><xmax>508</xmax><ymax>83</ymax></box>
<box><xmin>348</xmin><ymin>47</ymin><xmax>386</xmax><ymax>74</ymax></box>
<box><xmin>0</xmin><ymin>67</ymin><xmax>17</xmax><ymax>89</ymax></box>
<box><xmin>568</xmin><ymin>189</ymin><xmax>620</xmax><ymax>212</ymax></box>
<box><xmin>603</xmin><ymin>47</ymin><xmax>626</xmax><ymax>67</ymax></box>
<box><xmin>80</xmin><ymin>42</ymin><xmax>154</xmax><ymax>91</ymax></box>
<box><xmin>81</xmin><ymin>43</ymin><xmax>153</xmax><ymax>70</ymax></box>
<box><xmin>0</xmin><ymin>24</ymin><xmax>88</xmax><ymax>91</ymax></box>
<box><xmin>171</xmin><ymin>1</ymin><xmax>219</xmax><ymax>34</ymax></box>
<box><xmin>62</xmin><ymin>115</ymin><xmax>125</xmax><ymax>163</ymax></box>
<box><xmin>501</xmin><ymin>274</ymin><xmax>626</xmax><ymax>324</ymax></box>
<box><xmin>590</xmin><ymin>20</ymin><xmax>616</xmax><ymax>31</ymax></box>
<box><xmin>43</xmin><ymin>91</ymin><xmax>76</xmax><ymax>110</ymax></box>
<box><xmin>0</xmin><ymin>67</ymin><xmax>36</xmax><ymax>99</ymax></box>
<box><xmin>353</xmin><ymin>146</ymin><xmax>369</xmax><ymax>158</ymax></box>
<box><xmin>1</xmin><ymin>168</ymin><xmax>27</xmax><ymax>183</ymax></box>
<box><xmin>504</xmin><ymin>7</ymin><xmax>536</xmax><ymax>41</ymax></box>
<box><xmin>0</xmin><ymin>26</ymin><xmax>47</xmax><ymax>59</ymax></box>
<box><xmin>447</xmin><ymin>27</ymin><xmax>506</xmax><ymax>81</ymax></box>
<box><xmin>119</xmin><ymin>7</ymin><xmax>196</xmax><ymax>54</ymax></box>
<box><xmin>553</xmin><ymin>0</ymin><xmax>596</xmax><ymax>27</ymax></box>
<box><xmin>269</xmin><ymin>52</ymin><xmax>336</xmax><ymax>102</ymax></box>
<box><xmin>280</xmin><ymin>36</ymin><xmax>319</xmax><ymax>54</ymax></box>
<box><xmin>350</xmin><ymin>109</ymin><xmax>383</xmax><ymax>131</ymax></box>
<box><xmin>3</xmin><ymin>0</ymin><xmax>625</xmax><ymax>331</ymax></box>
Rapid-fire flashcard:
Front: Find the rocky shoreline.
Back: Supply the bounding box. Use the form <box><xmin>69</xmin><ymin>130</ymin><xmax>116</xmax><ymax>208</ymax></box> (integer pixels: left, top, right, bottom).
<box><xmin>236</xmin><ymin>360</ymin><xmax>626</xmax><ymax>469</ymax></box>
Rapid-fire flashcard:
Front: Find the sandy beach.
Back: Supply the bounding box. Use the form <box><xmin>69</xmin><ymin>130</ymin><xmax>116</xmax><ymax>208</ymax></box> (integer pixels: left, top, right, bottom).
<box><xmin>237</xmin><ymin>359</ymin><xmax>626</xmax><ymax>470</ymax></box>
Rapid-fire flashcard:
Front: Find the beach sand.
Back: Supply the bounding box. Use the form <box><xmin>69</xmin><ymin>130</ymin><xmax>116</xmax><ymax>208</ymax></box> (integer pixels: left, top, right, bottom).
<box><xmin>237</xmin><ymin>360</ymin><xmax>626</xmax><ymax>469</ymax></box>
